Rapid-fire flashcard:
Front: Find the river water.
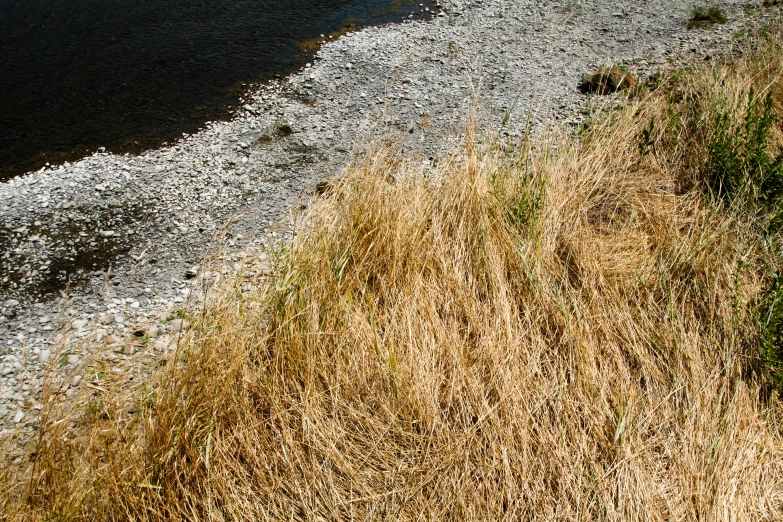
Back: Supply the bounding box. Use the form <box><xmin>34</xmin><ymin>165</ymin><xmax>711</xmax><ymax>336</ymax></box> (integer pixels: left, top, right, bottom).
<box><xmin>0</xmin><ymin>0</ymin><xmax>435</xmax><ymax>181</ymax></box>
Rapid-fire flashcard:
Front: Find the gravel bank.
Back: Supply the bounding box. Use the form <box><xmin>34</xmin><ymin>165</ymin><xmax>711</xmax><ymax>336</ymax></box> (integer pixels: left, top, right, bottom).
<box><xmin>0</xmin><ymin>0</ymin><xmax>778</xmax><ymax>451</ymax></box>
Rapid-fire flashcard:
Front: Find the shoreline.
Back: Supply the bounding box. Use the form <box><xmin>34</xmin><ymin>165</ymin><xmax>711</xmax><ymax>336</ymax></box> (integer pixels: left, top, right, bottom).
<box><xmin>0</xmin><ymin>0</ymin><xmax>776</xmax><ymax>445</ymax></box>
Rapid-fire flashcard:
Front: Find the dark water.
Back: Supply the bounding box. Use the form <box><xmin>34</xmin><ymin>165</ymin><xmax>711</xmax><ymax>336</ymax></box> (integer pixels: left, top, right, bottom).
<box><xmin>0</xmin><ymin>0</ymin><xmax>435</xmax><ymax>181</ymax></box>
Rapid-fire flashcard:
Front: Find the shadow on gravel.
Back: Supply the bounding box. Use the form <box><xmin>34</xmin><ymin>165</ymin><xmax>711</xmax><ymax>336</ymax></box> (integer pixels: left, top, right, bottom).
<box><xmin>0</xmin><ymin>203</ymin><xmax>146</xmax><ymax>299</ymax></box>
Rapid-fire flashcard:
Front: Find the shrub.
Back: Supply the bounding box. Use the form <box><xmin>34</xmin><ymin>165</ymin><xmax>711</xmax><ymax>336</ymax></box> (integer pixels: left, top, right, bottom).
<box><xmin>759</xmin><ymin>273</ymin><xmax>783</xmax><ymax>391</ymax></box>
<box><xmin>708</xmin><ymin>88</ymin><xmax>783</xmax><ymax>205</ymax></box>
<box><xmin>687</xmin><ymin>5</ymin><xmax>728</xmax><ymax>29</ymax></box>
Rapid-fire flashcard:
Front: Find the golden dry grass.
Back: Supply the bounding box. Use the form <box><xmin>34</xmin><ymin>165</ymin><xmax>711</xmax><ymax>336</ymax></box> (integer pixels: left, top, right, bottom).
<box><xmin>7</xmin><ymin>34</ymin><xmax>783</xmax><ymax>522</ymax></box>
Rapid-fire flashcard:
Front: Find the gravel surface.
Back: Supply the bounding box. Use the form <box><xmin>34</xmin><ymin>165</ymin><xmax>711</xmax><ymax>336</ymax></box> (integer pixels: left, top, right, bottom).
<box><xmin>0</xmin><ymin>0</ymin><xmax>778</xmax><ymax>453</ymax></box>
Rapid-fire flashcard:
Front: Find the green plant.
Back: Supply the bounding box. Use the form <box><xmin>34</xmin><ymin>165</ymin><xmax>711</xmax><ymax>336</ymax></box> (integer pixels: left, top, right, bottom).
<box><xmin>165</xmin><ymin>308</ymin><xmax>185</xmax><ymax>322</ymax></box>
<box><xmin>560</xmin><ymin>0</ymin><xmax>583</xmax><ymax>14</ymax></box>
<box><xmin>708</xmin><ymin>89</ymin><xmax>783</xmax><ymax>205</ymax></box>
<box><xmin>639</xmin><ymin>118</ymin><xmax>656</xmax><ymax>156</ymax></box>
<box><xmin>758</xmin><ymin>272</ymin><xmax>783</xmax><ymax>391</ymax></box>
<box><xmin>687</xmin><ymin>5</ymin><xmax>728</xmax><ymax>29</ymax></box>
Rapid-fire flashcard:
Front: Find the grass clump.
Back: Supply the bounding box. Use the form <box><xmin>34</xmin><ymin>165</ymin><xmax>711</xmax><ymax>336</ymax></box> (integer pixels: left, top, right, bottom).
<box><xmin>7</xmin><ymin>30</ymin><xmax>783</xmax><ymax>522</ymax></box>
<box><xmin>578</xmin><ymin>66</ymin><xmax>636</xmax><ymax>95</ymax></box>
<box><xmin>708</xmin><ymin>88</ymin><xmax>783</xmax><ymax>204</ymax></box>
<box><xmin>687</xmin><ymin>5</ymin><xmax>728</xmax><ymax>29</ymax></box>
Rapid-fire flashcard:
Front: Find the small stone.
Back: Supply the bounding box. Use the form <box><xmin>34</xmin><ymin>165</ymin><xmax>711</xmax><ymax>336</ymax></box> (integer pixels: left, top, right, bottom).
<box><xmin>345</xmin><ymin>63</ymin><xmax>353</xmax><ymax>70</ymax></box>
<box><xmin>72</xmin><ymin>319</ymin><xmax>88</xmax><ymax>330</ymax></box>
<box><xmin>98</xmin><ymin>230</ymin><xmax>115</xmax><ymax>238</ymax></box>
<box><xmin>0</xmin><ymin>404</ymin><xmax>7</xmax><ymax>418</ymax></box>
<box><xmin>72</xmin><ymin>375</ymin><xmax>82</xmax><ymax>387</ymax></box>
<box><xmin>129</xmin><ymin>301</ymin><xmax>140</xmax><ymax>309</ymax></box>
<box><xmin>13</xmin><ymin>410</ymin><xmax>24</xmax><ymax>423</ymax></box>
<box><xmin>105</xmin><ymin>334</ymin><xmax>117</xmax><ymax>344</ymax></box>
<box><xmin>39</xmin><ymin>349</ymin><xmax>50</xmax><ymax>363</ymax></box>
<box><xmin>185</xmin><ymin>266</ymin><xmax>199</xmax><ymax>279</ymax></box>
<box><xmin>170</xmin><ymin>319</ymin><xmax>186</xmax><ymax>332</ymax></box>
<box><xmin>67</xmin><ymin>354</ymin><xmax>79</xmax><ymax>365</ymax></box>
<box><xmin>4</xmin><ymin>300</ymin><xmax>19</xmax><ymax>308</ymax></box>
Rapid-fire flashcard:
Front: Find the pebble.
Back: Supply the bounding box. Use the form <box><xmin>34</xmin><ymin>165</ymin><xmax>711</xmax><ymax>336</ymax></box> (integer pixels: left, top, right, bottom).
<box><xmin>98</xmin><ymin>230</ymin><xmax>115</xmax><ymax>238</ymax></box>
<box><xmin>170</xmin><ymin>319</ymin><xmax>186</xmax><ymax>333</ymax></box>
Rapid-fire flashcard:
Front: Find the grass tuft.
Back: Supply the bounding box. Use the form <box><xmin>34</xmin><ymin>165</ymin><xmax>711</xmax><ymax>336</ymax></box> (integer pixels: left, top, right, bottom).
<box><xmin>579</xmin><ymin>66</ymin><xmax>637</xmax><ymax>95</ymax></box>
<box><xmin>687</xmin><ymin>5</ymin><xmax>728</xmax><ymax>29</ymax></box>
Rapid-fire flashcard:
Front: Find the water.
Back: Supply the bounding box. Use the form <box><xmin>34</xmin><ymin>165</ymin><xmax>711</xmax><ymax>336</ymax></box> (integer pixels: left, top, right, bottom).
<box><xmin>0</xmin><ymin>0</ymin><xmax>435</xmax><ymax>181</ymax></box>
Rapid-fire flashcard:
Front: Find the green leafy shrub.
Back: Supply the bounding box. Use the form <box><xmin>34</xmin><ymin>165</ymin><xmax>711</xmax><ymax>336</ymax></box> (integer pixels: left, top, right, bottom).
<box><xmin>759</xmin><ymin>273</ymin><xmax>783</xmax><ymax>391</ymax></box>
<box><xmin>708</xmin><ymin>89</ymin><xmax>783</xmax><ymax>205</ymax></box>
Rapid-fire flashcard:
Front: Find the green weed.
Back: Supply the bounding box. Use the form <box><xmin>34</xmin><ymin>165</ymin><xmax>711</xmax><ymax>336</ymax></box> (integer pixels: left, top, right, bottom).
<box><xmin>687</xmin><ymin>5</ymin><xmax>728</xmax><ymax>29</ymax></box>
<box><xmin>708</xmin><ymin>89</ymin><xmax>783</xmax><ymax>205</ymax></box>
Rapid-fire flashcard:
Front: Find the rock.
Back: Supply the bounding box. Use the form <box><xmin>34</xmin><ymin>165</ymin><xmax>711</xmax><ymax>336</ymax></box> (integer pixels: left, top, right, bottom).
<box><xmin>72</xmin><ymin>319</ymin><xmax>88</xmax><ymax>330</ymax></box>
<box><xmin>4</xmin><ymin>299</ymin><xmax>19</xmax><ymax>308</ymax></box>
<box><xmin>98</xmin><ymin>230</ymin><xmax>115</xmax><ymax>238</ymax></box>
<box><xmin>105</xmin><ymin>334</ymin><xmax>117</xmax><ymax>344</ymax></box>
<box><xmin>13</xmin><ymin>410</ymin><xmax>24</xmax><ymax>423</ymax></box>
<box><xmin>39</xmin><ymin>349</ymin><xmax>51</xmax><ymax>363</ymax></box>
<box><xmin>0</xmin><ymin>404</ymin><xmax>7</xmax><ymax>418</ymax></box>
<box><xmin>185</xmin><ymin>266</ymin><xmax>199</xmax><ymax>279</ymax></box>
<box><xmin>129</xmin><ymin>301</ymin><xmax>140</xmax><ymax>309</ymax></box>
<box><xmin>170</xmin><ymin>319</ymin><xmax>186</xmax><ymax>333</ymax></box>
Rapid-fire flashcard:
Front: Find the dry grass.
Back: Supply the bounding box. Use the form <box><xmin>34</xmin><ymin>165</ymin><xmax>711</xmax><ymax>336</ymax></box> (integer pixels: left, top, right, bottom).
<box><xmin>7</xmin><ymin>34</ymin><xmax>783</xmax><ymax>522</ymax></box>
<box><xmin>578</xmin><ymin>67</ymin><xmax>637</xmax><ymax>95</ymax></box>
